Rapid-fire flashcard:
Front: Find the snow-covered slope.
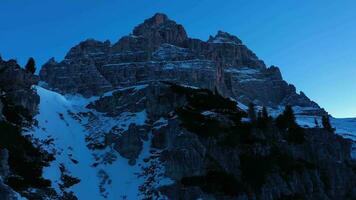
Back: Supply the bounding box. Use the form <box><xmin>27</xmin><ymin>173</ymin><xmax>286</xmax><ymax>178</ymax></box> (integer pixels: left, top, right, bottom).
<box><xmin>27</xmin><ymin>86</ymin><xmax>171</xmax><ymax>199</ymax></box>
<box><xmin>24</xmin><ymin>86</ymin><xmax>356</xmax><ymax>199</ymax></box>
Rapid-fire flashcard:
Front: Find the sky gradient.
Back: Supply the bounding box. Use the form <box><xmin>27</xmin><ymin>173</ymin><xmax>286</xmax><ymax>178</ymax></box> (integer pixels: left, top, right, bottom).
<box><xmin>1</xmin><ymin>0</ymin><xmax>355</xmax><ymax>118</ymax></box>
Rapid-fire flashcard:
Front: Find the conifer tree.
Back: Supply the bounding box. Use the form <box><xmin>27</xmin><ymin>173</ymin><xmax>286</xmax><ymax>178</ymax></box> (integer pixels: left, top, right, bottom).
<box><xmin>276</xmin><ymin>105</ymin><xmax>304</xmax><ymax>143</ymax></box>
<box><xmin>322</xmin><ymin>115</ymin><xmax>335</xmax><ymax>132</ymax></box>
<box><xmin>276</xmin><ymin>105</ymin><xmax>296</xmax><ymax>129</ymax></box>
<box><xmin>261</xmin><ymin>106</ymin><xmax>269</xmax><ymax>120</ymax></box>
<box><xmin>25</xmin><ymin>57</ymin><xmax>36</xmax><ymax>74</ymax></box>
<box><xmin>314</xmin><ymin>118</ymin><xmax>319</xmax><ymax>128</ymax></box>
<box><xmin>283</xmin><ymin>105</ymin><xmax>295</xmax><ymax>123</ymax></box>
<box><xmin>248</xmin><ymin>103</ymin><xmax>256</xmax><ymax>122</ymax></box>
<box><xmin>256</xmin><ymin>106</ymin><xmax>270</xmax><ymax>128</ymax></box>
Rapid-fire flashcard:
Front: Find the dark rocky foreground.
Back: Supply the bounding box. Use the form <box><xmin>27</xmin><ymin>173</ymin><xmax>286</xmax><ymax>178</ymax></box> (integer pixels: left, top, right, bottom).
<box><xmin>86</xmin><ymin>81</ymin><xmax>356</xmax><ymax>200</ymax></box>
<box><xmin>0</xmin><ymin>58</ymin><xmax>45</xmax><ymax>199</ymax></box>
<box><xmin>0</xmin><ymin>58</ymin><xmax>74</xmax><ymax>200</ymax></box>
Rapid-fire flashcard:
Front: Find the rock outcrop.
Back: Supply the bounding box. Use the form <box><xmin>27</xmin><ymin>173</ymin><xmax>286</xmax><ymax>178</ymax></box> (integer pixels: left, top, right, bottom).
<box><xmin>39</xmin><ymin>13</ymin><xmax>323</xmax><ymax>114</ymax></box>
<box><xmin>0</xmin><ymin>58</ymin><xmax>59</xmax><ymax>200</ymax></box>
<box><xmin>0</xmin><ymin>57</ymin><xmax>40</xmax><ymax>116</ymax></box>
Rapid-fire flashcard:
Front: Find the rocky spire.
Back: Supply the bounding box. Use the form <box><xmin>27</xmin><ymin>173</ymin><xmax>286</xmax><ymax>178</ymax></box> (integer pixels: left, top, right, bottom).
<box><xmin>131</xmin><ymin>13</ymin><xmax>188</xmax><ymax>49</ymax></box>
<box><xmin>65</xmin><ymin>39</ymin><xmax>111</xmax><ymax>60</ymax></box>
<box><xmin>112</xmin><ymin>13</ymin><xmax>188</xmax><ymax>53</ymax></box>
<box><xmin>134</xmin><ymin>13</ymin><xmax>169</xmax><ymax>31</ymax></box>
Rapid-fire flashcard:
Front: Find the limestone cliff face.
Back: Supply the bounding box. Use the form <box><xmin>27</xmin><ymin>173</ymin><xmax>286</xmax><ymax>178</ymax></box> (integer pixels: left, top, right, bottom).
<box><xmin>39</xmin><ymin>13</ymin><xmax>322</xmax><ymax>114</ymax></box>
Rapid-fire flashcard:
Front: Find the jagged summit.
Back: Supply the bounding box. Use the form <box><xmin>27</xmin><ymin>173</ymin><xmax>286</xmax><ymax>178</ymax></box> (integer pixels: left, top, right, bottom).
<box><xmin>208</xmin><ymin>30</ymin><xmax>243</xmax><ymax>45</ymax></box>
<box><xmin>65</xmin><ymin>39</ymin><xmax>111</xmax><ymax>59</ymax></box>
<box><xmin>133</xmin><ymin>13</ymin><xmax>171</xmax><ymax>31</ymax></box>
<box><xmin>111</xmin><ymin>13</ymin><xmax>188</xmax><ymax>52</ymax></box>
<box><xmin>132</xmin><ymin>13</ymin><xmax>187</xmax><ymax>38</ymax></box>
<box><xmin>144</xmin><ymin>13</ymin><xmax>169</xmax><ymax>25</ymax></box>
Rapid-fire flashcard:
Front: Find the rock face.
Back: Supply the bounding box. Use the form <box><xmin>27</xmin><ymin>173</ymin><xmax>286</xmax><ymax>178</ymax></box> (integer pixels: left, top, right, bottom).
<box><xmin>0</xmin><ymin>57</ymin><xmax>40</xmax><ymax>116</ymax></box>
<box><xmin>106</xmin><ymin>124</ymin><xmax>147</xmax><ymax>165</ymax></box>
<box><xmin>40</xmin><ymin>55</ymin><xmax>113</xmax><ymax>98</ymax></box>
<box><xmin>39</xmin><ymin>13</ymin><xmax>324</xmax><ymax>114</ymax></box>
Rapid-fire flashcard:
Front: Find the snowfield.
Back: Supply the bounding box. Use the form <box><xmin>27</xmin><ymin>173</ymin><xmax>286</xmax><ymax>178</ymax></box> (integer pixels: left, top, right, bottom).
<box><xmin>27</xmin><ymin>86</ymin><xmax>172</xmax><ymax>200</ymax></box>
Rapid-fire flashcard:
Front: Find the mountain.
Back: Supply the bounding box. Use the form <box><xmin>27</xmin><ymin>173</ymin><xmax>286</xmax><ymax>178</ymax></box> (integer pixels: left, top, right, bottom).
<box><xmin>1</xmin><ymin>13</ymin><xmax>356</xmax><ymax>200</ymax></box>
<box><xmin>39</xmin><ymin>13</ymin><xmax>323</xmax><ymax>115</ymax></box>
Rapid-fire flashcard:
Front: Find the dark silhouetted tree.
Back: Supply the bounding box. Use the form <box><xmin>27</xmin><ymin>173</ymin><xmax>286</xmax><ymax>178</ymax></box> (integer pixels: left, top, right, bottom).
<box><xmin>256</xmin><ymin>106</ymin><xmax>271</xmax><ymax>128</ymax></box>
<box><xmin>276</xmin><ymin>105</ymin><xmax>296</xmax><ymax>130</ymax></box>
<box><xmin>248</xmin><ymin>103</ymin><xmax>256</xmax><ymax>122</ymax></box>
<box><xmin>322</xmin><ymin>115</ymin><xmax>334</xmax><ymax>132</ymax></box>
<box><xmin>25</xmin><ymin>57</ymin><xmax>36</xmax><ymax>74</ymax></box>
<box><xmin>314</xmin><ymin>118</ymin><xmax>319</xmax><ymax>128</ymax></box>
<box><xmin>276</xmin><ymin>105</ymin><xmax>305</xmax><ymax>143</ymax></box>
<box><xmin>261</xmin><ymin>106</ymin><xmax>270</xmax><ymax>120</ymax></box>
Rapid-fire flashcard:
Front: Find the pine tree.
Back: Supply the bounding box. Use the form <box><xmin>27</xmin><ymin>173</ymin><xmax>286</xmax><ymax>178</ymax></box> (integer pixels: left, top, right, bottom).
<box><xmin>276</xmin><ymin>105</ymin><xmax>304</xmax><ymax>143</ymax></box>
<box><xmin>276</xmin><ymin>105</ymin><xmax>296</xmax><ymax>129</ymax></box>
<box><xmin>322</xmin><ymin>115</ymin><xmax>334</xmax><ymax>132</ymax></box>
<box><xmin>314</xmin><ymin>118</ymin><xmax>319</xmax><ymax>128</ymax></box>
<box><xmin>261</xmin><ymin>106</ymin><xmax>269</xmax><ymax>120</ymax></box>
<box><xmin>256</xmin><ymin>106</ymin><xmax>270</xmax><ymax>128</ymax></box>
<box><xmin>283</xmin><ymin>105</ymin><xmax>295</xmax><ymax>123</ymax></box>
<box><xmin>25</xmin><ymin>57</ymin><xmax>36</xmax><ymax>74</ymax></box>
<box><xmin>248</xmin><ymin>103</ymin><xmax>256</xmax><ymax>122</ymax></box>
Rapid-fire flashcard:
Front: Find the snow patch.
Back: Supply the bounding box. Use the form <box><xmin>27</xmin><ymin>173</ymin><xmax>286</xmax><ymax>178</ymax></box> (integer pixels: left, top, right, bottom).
<box><xmin>28</xmin><ymin>86</ymin><xmax>171</xmax><ymax>199</ymax></box>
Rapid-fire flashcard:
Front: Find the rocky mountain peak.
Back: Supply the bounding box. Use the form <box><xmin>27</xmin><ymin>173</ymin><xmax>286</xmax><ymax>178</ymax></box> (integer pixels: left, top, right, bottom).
<box><xmin>130</xmin><ymin>13</ymin><xmax>188</xmax><ymax>48</ymax></box>
<box><xmin>146</xmin><ymin>13</ymin><xmax>169</xmax><ymax>26</ymax></box>
<box><xmin>208</xmin><ymin>30</ymin><xmax>243</xmax><ymax>45</ymax></box>
<box><xmin>46</xmin><ymin>57</ymin><xmax>58</xmax><ymax>65</ymax></box>
<box><xmin>65</xmin><ymin>39</ymin><xmax>111</xmax><ymax>60</ymax></box>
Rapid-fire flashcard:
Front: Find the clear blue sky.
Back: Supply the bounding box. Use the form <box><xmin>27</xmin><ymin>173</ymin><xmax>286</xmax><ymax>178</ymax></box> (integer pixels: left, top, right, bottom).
<box><xmin>1</xmin><ymin>0</ymin><xmax>355</xmax><ymax>118</ymax></box>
